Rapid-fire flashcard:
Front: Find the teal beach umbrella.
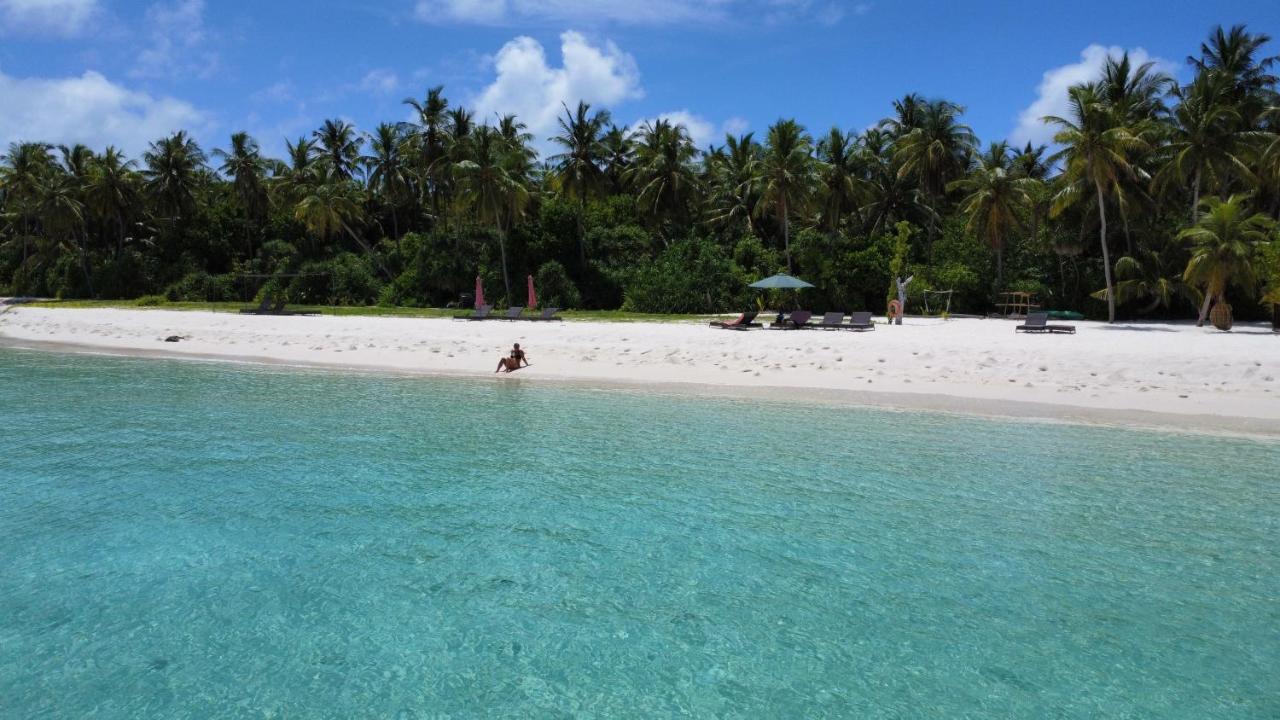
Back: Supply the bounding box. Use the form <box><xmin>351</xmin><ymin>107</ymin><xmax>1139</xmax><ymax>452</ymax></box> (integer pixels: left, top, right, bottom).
<box><xmin>748</xmin><ymin>273</ymin><xmax>815</xmax><ymax>289</ymax></box>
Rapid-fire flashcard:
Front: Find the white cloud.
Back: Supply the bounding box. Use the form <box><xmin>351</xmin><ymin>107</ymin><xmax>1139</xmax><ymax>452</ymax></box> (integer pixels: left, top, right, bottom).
<box><xmin>131</xmin><ymin>0</ymin><xmax>218</xmax><ymax>80</ymax></box>
<box><xmin>0</xmin><ymin>69</ymin><xmax>210</xmax><ymax>156</ymax></box>
<box><xmin>359</xmin><ymin>69</ymin><xmax>400</xmax><ymax>95</ymax></box>
<box><xmin>471</xmin><ymin>31</ymin><xmax>642</xmax><ymax>141</ymax></box>
<box><xmin>415</xmin><ymin>0</ymin><xmax>843</xmax><ymax>26</ymax></box>
<box><xmin>1010</xmin><ymin>44</ymin><xmax>1174</xmax><ymax>146</ymax></box>
<box><xmin>0</xmin><ymin>0</ymin><xmax>98</xmax><ymax>36</ymax></box>
<box><xmin>632</xmin><ymin>111</ymin><xmax>749</xmax><ymax>148</ymax></box>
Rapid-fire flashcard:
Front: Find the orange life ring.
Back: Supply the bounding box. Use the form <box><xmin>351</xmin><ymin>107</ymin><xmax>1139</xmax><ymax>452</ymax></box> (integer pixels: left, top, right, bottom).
<box><xmin>887</xmin><ymin>299</ymin><xmax>903</xmax><ymax>322</ymax></box>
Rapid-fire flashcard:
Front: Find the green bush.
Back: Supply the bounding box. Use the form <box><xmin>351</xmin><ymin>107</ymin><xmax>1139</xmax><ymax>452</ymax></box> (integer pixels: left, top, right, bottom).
<box><xmin>135</xmin><ymin>294</ymin><xmax>167</xmax><ymax>306</ymax></box>
<box><xmin>165</xmin><ymin>271</ymin><xmax>235</xmax><ymax>302</ymax></box>
<box><xmin>623</xmin><ymin>237</ymin><xmax>744</xmax><ymax>313</ymax></box>
<box><xmin>533</xmin><ymin>260</ymin><xmax>581</xmax><ymax>309</ymax></box>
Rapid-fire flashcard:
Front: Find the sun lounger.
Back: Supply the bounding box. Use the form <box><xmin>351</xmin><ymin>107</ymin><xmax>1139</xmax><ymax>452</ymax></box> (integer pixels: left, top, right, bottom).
<box><xmin>813</xmin><ymin>311</ymin><xmax>845</xmax><ymax>329</ymax></box>
<box><xmin>772</xmin><ymin>310</ymin><xmax>812</xmax><ymax>329</ymax></box>
<box><xmin>1016</xmin><ymin>312</ymin><xmax>1075</xmax><ymax>334</ymax></box>
<box><xmin>846</xmin><ymin>311</ymin><xmax>875</xmax><ymax>331</ymax></box>
<box><xmin>710</xmin><ymin>310</ymin><xmax>759</xmax><ymax>330</ymax></box>
<box><xmin>524</xmin><ymin>307</ymin><xmax>563</xmax><ymax>322</ymax></box>
<box><xmin>500</xmin><ymin>306</ymin><xmax>525</xmax><ymax>321</ymax></box>
<box><xmin>456</xmin><ymin>304</ymin><xmax>493</xmax><ymax>320</ymax></box>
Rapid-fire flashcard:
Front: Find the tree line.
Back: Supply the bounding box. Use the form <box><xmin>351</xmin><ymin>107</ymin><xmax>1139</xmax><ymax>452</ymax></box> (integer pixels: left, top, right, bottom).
<box><xmin>2</xmin><ymin>24</ymin><xmax>1279</xmax><ymax>322</ymax></box>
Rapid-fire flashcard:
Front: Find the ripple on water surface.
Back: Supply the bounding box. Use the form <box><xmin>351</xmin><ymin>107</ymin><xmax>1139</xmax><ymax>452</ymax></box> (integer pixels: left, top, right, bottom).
<box><xmin>0</xmin><ymin>348</ymin><xmax>1277</xmax><ymax>718</ymax></box>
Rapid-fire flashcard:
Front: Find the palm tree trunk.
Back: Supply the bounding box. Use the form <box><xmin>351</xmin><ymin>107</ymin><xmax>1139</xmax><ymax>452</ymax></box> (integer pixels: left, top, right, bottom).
<box><xmin>781</xmin><ymin>197</ymin><xmax>792</xmax><ymax>272</ymax></box>
<box><xmin>347</xmin><ymin>228</ymin><xmax>393</xmax><ymax>281</ymax></box>
<box><xmin>578</xmin><ymin>194</ymin><xmax>587</xmax><ymax>266</ymax></box>
<box><xmin>78</xmin><ymin>232</ymin><xmax>95</xmax><ymax>298</ymax></box>
<box><xmin>996</xmin><ymin>241</ymin><xmax>1004</xmax><ymax>290</ymax></box>
<box><xmin>1096</xmin><ymin>181</ymin><xmax>1115</xmax><ymax>323</ymax></box>
<box><xmin>498</xmin><ymin>225</ymin><xmax>512</xmax><ymax>305</ymax></box>
<box><xmin>1191</xmin><ymin>167</ymin><xmax>1201</xmax><ymax>223</ymax></box>
<box><xmin>1196</xmin><ymin>288</ymin><xmax>1213</xmax><ymax>327</ymax></box>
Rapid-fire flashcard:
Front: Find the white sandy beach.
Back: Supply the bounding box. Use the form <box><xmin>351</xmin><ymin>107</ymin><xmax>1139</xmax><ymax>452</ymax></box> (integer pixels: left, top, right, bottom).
<box><xmin>2</xmin><ymin>306</ymin><xmax>1278</xmax><ymax>435</ymax></box>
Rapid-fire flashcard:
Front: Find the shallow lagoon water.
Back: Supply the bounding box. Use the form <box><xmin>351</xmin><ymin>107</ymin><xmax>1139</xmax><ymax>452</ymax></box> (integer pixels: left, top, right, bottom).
<box><xmin>0</xmin><ymin>347</ymin><xmax>1277</xmax><ymax>718</ymax></box>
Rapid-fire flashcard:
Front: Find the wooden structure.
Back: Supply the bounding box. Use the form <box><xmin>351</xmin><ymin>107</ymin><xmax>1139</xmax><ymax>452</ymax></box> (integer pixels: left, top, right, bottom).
<box><xmin>995</xmin><ymin>291</ymin><xmax>1038</xmax><ymax>319</ymax></box>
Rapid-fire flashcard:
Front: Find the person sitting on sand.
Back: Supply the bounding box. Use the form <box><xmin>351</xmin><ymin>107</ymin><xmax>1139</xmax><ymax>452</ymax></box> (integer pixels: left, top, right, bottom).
<box><xmin>495</xmin><ymin>343</ymin><xmax>529</xmax><ymax>373</ymax></box>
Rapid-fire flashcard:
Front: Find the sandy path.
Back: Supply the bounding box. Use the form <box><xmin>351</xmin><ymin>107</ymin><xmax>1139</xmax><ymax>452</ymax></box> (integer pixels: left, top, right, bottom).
<box><xmin>2</xmin><ymin>307</ymin><xmax>1278</xmax><ymax>435</ymax></box>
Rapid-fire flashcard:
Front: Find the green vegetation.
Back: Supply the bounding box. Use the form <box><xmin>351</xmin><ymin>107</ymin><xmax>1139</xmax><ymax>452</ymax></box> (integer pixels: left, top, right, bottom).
<box><xmin>2</xmin><ymin>25</ymin><xmax>1278</xmax><ymax>323</ymax></box>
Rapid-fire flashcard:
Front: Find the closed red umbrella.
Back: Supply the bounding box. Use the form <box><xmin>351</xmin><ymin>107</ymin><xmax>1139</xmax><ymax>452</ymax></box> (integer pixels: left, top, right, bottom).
<box><xmin>527</xmin><ymin>274</ymin><xmax>537</xmax><ymax>310</ymax></box>
<box><xmin>474</xmin><ymin>276</ymin><xmax>485</xmax><ymax>309</ymax></box>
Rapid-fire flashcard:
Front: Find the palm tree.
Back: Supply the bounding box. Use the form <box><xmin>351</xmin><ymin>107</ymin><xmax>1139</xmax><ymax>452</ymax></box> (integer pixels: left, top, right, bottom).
<box><xmin>705</xmin><ymin>132</ymin><xmax>762</xmax><ymax>236</ymax></box>
<box><xmin>549</xmin><ymin>101</ymin><xmax>610</xmax><ymax>263</ymax></box>
<box><xmin>601</xmin><ymin>124</ymin><xmax>634</xmax><ymax>193</ymax></box>
<box><xmin>1099</xmin><ymin>52</ymin><xmax>1174</xmax><ymax>125</ymax></box>
<box><xmin>294</xmin><ymin>182</ymin><xmax>390</xmax><ymax>280</ymax></box>
<box><xmin>754</xmin><ymin>119</ymin><xmax>815</xmax><ymax>272</ymax></box>
<box><xmin>313</xmin><ymin>119</ymin><xmax>362</xmax><ymax>182</ymax></box>
<box><xmin>1091</xmin><ymin>242</ymin><xmax>1199</xmax><ymax>316</ymax></box>
<box><xmin>142</xmin><ymin>131</ymin><xmax>206</xmax><ymax>224</ymax></box>
<box><xmin>213</xmin><ymin>132</ymin><xmax>269</xmax><ymax>257</ymax></box>
<box><xmin>1180</xmin><ymin>194</ymin><xmax>1274</xmax><ymax>326</ymax></box>
<box><xmin>85</xmin><ymin>147</ymin><xmax>141</xmax><ymax>259</ymax></box>
<box><xmin>455</xmin><ymin>125</ymin><xmax>530</xmax><ymax>301</ymax></box>
<box><xmin>628</xmin><ymin>119</ymin><xmax>700</xmax><ymax>240</ymax></box>
<box><xmin>815</xmin><ymin>127</ymin><xmax>864</xmax><ymax>234</ymax></box>
<box><xmin>403</xmin><ymin>85</ymin><xmax>450</xmax><ymax>220</ymax></box>
<box><xmin>1189</xmin><ymin>25</ymin><xmax>1278</xmax><ymax>114</ymax></box>
<box><xmin>893</xmin><ymin>99</ymin><xmax>977</xmax><ymax>245</ymax></box>
<box><xmin>0</xmin><ymin>142</ymin><xmax>56</xmax><ymax>265</ymax></box>
<box><xmin>1045</xmin><ymin>84</ymin><xmax>1150</xmax><ymax>322</ymax></box>
<box><xmin>362</xmin><ymin>123</ymin><xmax>412</xmax><ymax>241</ymax></box>
<box><xmin>949</xmin><ymin>144</ymin><xmax>1038</xmax><ymax>288</ymax></box>
<box><xmin>39</xmin><ymin>171</ymin><xmax>92</xmax><ymax>294</ymax></box>
<box><xmin>1155</xmin><ymin>72</ymin><xmax>1260</xmax><ymax>221</ymax></box>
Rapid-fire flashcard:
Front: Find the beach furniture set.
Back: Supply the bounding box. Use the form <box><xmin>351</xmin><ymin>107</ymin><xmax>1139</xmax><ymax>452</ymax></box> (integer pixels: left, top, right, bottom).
<box><xmin>456</xmin><ymin>305</ymin><xmax>562</xmax><ymax>322</ymax></box>
<box><xmin>710</xmin><ymin>310</ymin><xmax>875</xmax><ymax>331</ymax></box>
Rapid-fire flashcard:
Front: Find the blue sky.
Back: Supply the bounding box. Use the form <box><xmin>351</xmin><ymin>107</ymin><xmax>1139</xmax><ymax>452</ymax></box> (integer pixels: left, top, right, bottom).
<box><xmin>1</xmin><ymin>0</ymin><xmax>1278</xmax><ymax>160</ymax></box>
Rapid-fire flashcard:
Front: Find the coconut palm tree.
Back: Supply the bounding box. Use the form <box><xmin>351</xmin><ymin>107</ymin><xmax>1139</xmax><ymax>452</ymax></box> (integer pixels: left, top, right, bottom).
<box><xmin>549</xmin><ymin>101</ymin><xmax>610</xmax><ymax>263</ymax></box>
<box><xmin>362</xmin><ymin>123</ymin><xmax>412</xmax><ymax>241</ymax></box>
<box><xmin>705</xmin><ymin>132</ymin><xmax>761</xmax><ymax>237</ymax></box>
<box><xmin>294</xmin><ymin>182</ymin><xmax>390</xmax><ymax>280</ymax></box>
<box><xmin>893</xmin><ymin>99</ymin><xmax>977</xmax><ymax>245</ymax></box>
<box><xmin>1153</xmin><ymin>72</ymin><xmax>1257</xmax><ymax>221</ymax></box>
<box><xmin>39</xmin><ymin>171</ymin><xmax>93</xmax><ymax>294</ymax></box>
<box><xmin>142</xmin><ymin>131</ymin><xmax>207</xmax><ymax>224</ymax></box>
<box><xmin>1045</xmin><ymin>83</ymin><xmax>1150</xmax><ymax>322</ymax></box>
<box><xmin>85</xmin><ymin>147</ymin><xmax>141</xmax><ymax>259</ymax></box>
<box><xmin>754</xmin><ymin>119</ymin><xmax>815</xmax><ymax>271</ymax></box>
<box><xmin>455</xmin><ymin>125</ymin><xmax>529</xmax><ymax>301</ymax></box>
<box><xmin>949</xmin><ymin>143</ymin><xmax>1038</xmax><ymax>288</ymax></box>
<box><xmin>601</xmin><ymin>124</ymin><xmax>634</xmax><ymax>194</ymax></box>
<box><xmin>313</xmin><ymin>119</ymin><xmax>362</xmax><ymax>182</ymax></box>
<box><xmin>1091</xmin><ymin>242</ymin><xmax>1199</xmax><ymax>316</ymax></box>
<box><xmin>815</xmin><ymin>127</ymin><xmax>864</xmax><ymax>234</ymax></box>
<box><xmin>1189</xmin><ymin>25</ymin><xmax>1278</xmax><ymax>114</ymax></box>
<box><xmin>213</xmin><ymin>132</ymin><xmax>269</xmax><ymax>257</ymax></box>
<box><xmin>1180</xmin><ymin>194</ymin><xmax>1274</xmax><ymax>325</ymax></box>
<box><xmin>628</xmin><ymin>119</ymin><xmax>700</xmax><ymax>240</ymax></box>
<box><xmin>1</xmin><ymin>142</ymin><xmax>56</xmax><ymax>266</ymax></box>
<box><xmin>403</xmin><ymin>85</ymin><xmax>450</xmax><ymax>220</ymax></box>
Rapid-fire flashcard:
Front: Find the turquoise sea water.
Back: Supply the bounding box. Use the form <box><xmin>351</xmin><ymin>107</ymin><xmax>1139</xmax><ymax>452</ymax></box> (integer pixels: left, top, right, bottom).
<box><xmin>0</xmin><ymin>347</ymin><xmax>1277</xmax><ymax>718</ymax></box>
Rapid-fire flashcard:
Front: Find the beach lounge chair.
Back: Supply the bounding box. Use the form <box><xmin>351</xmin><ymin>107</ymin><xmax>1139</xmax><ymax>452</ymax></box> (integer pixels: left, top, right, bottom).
<box><xmin>1016</xmin><ymin>312</ymin><xmax>1076</xmax><ymax>334</ymax></box>
<box><xmin>500</xmin><ymin>306</ymin><xmax>525</xmax><ymax>321</ymax></box>
<box><xmin>525</xmin><ymin>307</ymin><xmax>563</xmax><ymax>322</ymax></box>
<box><xmin>813</xmin><ymin>311</ymin><xmax>846</xmax><ymax>329</ymax></box>
<box><xmin>456</xmin><ymin>304</ymin><xmax>493</xmax><ymax>321</ymax></box>
<box><xmin>710</xmin><ymin>311</ymin><xmax>759</xmax><ymax>330</ymax></box>
<box><xmin>772</xmin><ymin>310</ymin><xmax>813</xmax><ymax>329</ymax></box>
<box><xmin>846</xmin><ymin>311</ymin><xmax>875</xmax><ymax>331</ymax></box>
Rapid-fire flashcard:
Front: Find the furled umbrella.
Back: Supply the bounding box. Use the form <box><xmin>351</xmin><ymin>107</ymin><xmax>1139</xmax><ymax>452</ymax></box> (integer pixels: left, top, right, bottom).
<box><xmin>475</xmin><ymin>276</ymin><xmax>485</xmax><ymax>310</ymax></box>
<box><xmin>527</xmin><ymin>275</ymin><xmax>537</xmax><ymax>310</ymax></box>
